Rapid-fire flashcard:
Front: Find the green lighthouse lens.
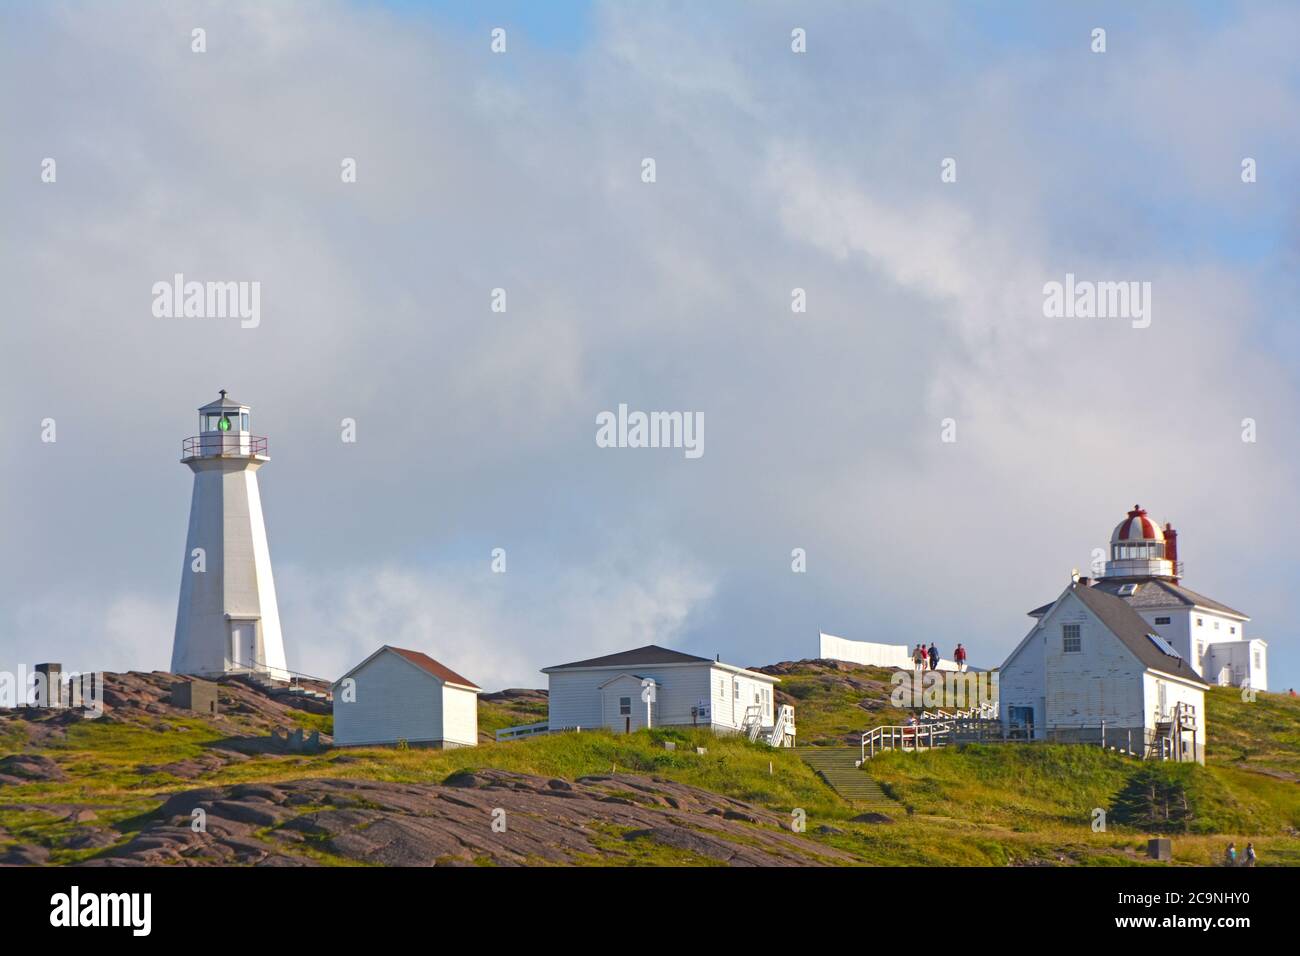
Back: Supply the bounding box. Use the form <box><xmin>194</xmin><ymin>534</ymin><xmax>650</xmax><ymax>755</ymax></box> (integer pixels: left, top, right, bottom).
<box><xmin>218</xmin><ymin>416</ymin><xmax>232</xmax><ymax>431</ymax></box>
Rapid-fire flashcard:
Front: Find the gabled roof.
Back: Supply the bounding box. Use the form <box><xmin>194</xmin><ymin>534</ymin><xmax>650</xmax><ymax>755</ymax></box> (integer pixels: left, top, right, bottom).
<box><xmin>1030</xmin><ymin>579</ymin><xmax>1249</xmax><ymax>621</ymax></box>
<box><xmin>389</xmin><ymin>647</ymin><xmax>480</xmax><ymax>689</ymax></box>
<box><xmin>543</xmin><ymin>644</ymin><xmax>711</xmax><ymax>671</ymax></box>
<box><xmin>1027</xmin><ymin>600</ymin><xmax>1054</xmax><ymax>618</ymax></box>
<box><xmin>336</xmin><ymin>645</ymin><xmax>480</xmax><ymax>691</ymax></box>
<box><xmin>1068</xmin><ymin>584</ymin><xmax>1208</xmax><ymax>685</ymax></box>
<box><xmin>1090</xmin><ymin>579</ymin><xmax>1248</xmax><ymax>619</ymax></box>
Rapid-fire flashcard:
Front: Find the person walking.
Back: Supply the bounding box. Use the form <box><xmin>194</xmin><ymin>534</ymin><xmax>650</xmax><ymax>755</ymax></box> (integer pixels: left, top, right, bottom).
<box><xmin>927</xmin><ymin>642</ymin><xmax>939</xmax><ymax>671</ymax></box>
<box><xmin>954</xmin><ymin>643</ymin><xmax>967</xmax><ymax>673</ymax></box>
<box><xmin>1225</xmin><ymin>842</ymin><xmax>1237</xmax><ymax>867</ymax></box>
<box><xmin>912</xmin><ymin>643</ymin><xmax>926</xmax><ymax>676</ymax></box>
<box><xmin>1245</xmin><ymin>843</ymin><xmax>1257</xmax><ymax>867</ymax></box>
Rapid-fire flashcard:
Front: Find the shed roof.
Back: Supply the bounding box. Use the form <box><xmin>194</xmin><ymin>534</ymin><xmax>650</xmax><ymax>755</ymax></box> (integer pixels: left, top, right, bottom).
<box><xmin>336</xmin><ymin>645</ymin><xmax>480</xmax><ymax>691</ymax></box>
<box><xmin>544</xmin><ymin>644</ymin><xmax>711</xmax><ymax>671</ymax></box>
<box><xmin>542</xmin><ymin>644</ymin><xmax>779</xmax><ymax>682</ymax></box>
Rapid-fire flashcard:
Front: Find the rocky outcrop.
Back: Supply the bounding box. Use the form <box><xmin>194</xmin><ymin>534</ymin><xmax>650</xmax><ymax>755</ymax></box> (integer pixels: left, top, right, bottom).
<box><xmin>83</xmin><ymin>770</ymin><xmax>856</xmax><ymax>867</ymax></box>
<box><xmin>0</xmin><ymin>754</ymin><xmax>67</xmax><ymax>785</ymax></box>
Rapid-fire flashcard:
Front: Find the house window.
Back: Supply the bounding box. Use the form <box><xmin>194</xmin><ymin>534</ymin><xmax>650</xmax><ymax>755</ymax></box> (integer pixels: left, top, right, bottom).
<box><xmin>1214</xmin><ymin>621</ymin><xmax>1220</xmax><ymax>630</ymax></box>
<box><xmin>1196</xmin><ymin>641</ymin><xmax>1204</xmax><ymax>662</ymax></box>
<box><xmin>1062</xmin><ymin>624</ymin><xmax>1081</xmax><ymax>654</ymax></box>
<box><xmin>1196</xmin><ymin>617</ymin><xmax>1204</xmax><ymax>627</ymax></box>
<box><xmin>1154</xmin><ymin>616</ymin><xmax>1170</xmax><ymax>625</ymax></box>
<box><xmin>733</xmin><ymin>683</ymin><xmax>740</xmax><ymax>701</ymax></box>
<box><xmin>1254</xmin><ymin>651</ymin><xmax>1262</xmax><ymax>668</ymax></box>
<box><xmin>719</xmin><ymin>678</ymin><xmax>725</xmax><ymax>697</ymax></box>
<box><xmin>762</xmin><ymin>687</ymin><xmax>770</xmax><ymax>712</ymax></box>
<box><xmin>1230</xmin><ymin>626</ymin><xmax>1236</xmax><ymax>635</ymax></box>
<box><xmin>618</xmin><ymin>697</ymin><xmax>631</xmax><ymax>716</ymax></box>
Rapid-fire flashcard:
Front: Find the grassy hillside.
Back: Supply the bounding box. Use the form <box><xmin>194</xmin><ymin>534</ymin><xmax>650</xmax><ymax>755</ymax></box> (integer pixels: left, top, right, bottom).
<box><xmin>2</xmin><ymin>665</ymin><xmax>1298</xmax><ymax>866</ymax></box>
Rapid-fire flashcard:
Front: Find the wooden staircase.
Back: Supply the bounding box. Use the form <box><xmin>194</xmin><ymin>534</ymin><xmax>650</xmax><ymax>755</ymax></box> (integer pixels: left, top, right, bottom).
<box><xmin>799</xmin><ymin>747</ymin><xmax>893</xmax><ymax>808</ymax></box>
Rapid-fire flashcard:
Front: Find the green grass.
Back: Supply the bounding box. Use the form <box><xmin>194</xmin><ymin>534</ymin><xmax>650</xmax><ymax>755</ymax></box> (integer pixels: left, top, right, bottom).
<box><xmin>1206</xmin><ymin>685</ymin><xmax>1300</xmax><ymax>777</ymax></box>
<box><xmin>5</xmin><ymin>666</ymin><xmax>1300</xmax><ymax>866</ymax></box>
<box><xmin>773</xmin><ymin>663</ymin><xmax>913</xmax><ymax>745</ymax></box>
<box><xmin>477</xmin><ymin>697</ymin><xmax>548</xmax><ymax>738</ymax></box>
<box><xmin>287</xmin><ymin>710</ymin><xmax>333</xmax><ymax>736</ymax></box>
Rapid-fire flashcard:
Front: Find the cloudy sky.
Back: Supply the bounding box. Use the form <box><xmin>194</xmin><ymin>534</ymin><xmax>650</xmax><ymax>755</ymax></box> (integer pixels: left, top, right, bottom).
<box><xmin>2</xmin><ymin>0</ymin><xmax>1298</xmax><ymax>692</ymax></box>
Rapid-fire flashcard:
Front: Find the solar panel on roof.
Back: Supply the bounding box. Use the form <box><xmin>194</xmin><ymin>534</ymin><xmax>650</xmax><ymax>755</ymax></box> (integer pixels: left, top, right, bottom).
<box><xmin>1147</xmin><ymin>633</ymin><xmax>1182</xmax><ymax>659</ymax></box>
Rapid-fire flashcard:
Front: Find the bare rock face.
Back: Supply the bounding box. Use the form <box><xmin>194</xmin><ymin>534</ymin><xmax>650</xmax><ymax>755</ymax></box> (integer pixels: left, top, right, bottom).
<box><xmin>0</xmin><ymin>754</ymin><xmax>67</xmax><ymax>785</ymax></box>
<box><xmin>82</xmin><ymin>770</ymin><xmax>857</xmax><ymax>867</ymax></box>
<box><xmin>0</xmin><ymin>671</ymin><xmax>331</xmax><ymax>758</ymax></box>
<box><xmin>480</xmin><ymin>688</ymin><xmax>548</xmax><ymax>706</ymax></box>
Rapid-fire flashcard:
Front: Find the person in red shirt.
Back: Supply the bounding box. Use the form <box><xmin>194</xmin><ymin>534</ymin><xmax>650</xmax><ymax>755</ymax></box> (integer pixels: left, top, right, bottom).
<box><xmin>954</xmin><ymin>643</ymin><xmax>968</xmax><ymax>673</ymax></box>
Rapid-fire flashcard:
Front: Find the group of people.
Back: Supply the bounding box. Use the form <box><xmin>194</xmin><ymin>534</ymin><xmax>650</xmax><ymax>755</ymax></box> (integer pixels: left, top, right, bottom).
<box><xmin>911</xmin><ymin>642</ymin><xmax>969</xmax><ymax>673</ymax></box>
<box><xmin>1224</xmin><ymin>842</ymin><xmax>1257</xmax><ymax>867</ymax></box>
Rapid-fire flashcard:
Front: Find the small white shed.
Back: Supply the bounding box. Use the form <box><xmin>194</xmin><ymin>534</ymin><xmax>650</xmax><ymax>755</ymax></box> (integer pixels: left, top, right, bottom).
<box><xmin>542</xmin><ymin>644</ymin><xmax>781</xmax><ymax>736</ymax></box>
<box><xmin>332</xmin><ymin>645</ymin><xmax>481</xmax><ymax>748</ymax></box>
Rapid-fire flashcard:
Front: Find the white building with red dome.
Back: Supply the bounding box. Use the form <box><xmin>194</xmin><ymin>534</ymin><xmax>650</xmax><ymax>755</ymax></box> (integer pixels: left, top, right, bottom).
<box><xmin>997</xmin><ymin>505</ymin><xmax>1269</xmax><ymax>763</ymax></box>
<box><xmin>1087</xmin><ymin>505</ymin><xmax>1266</xmax><ymax>690</ymax></box>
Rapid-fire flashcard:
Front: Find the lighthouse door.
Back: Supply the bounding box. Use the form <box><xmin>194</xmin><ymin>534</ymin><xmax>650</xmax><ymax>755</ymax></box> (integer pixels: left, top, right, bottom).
<box><xmin>230</xmin><ymin>621</ymin><xmax>258</xmax><ymax>670</ymax></box>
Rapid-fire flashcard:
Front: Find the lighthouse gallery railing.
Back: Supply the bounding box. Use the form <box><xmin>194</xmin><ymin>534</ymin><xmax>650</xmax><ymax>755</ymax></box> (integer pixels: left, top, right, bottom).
<box><xmin>182</xmin><ymin>435</ymin><xmax>269</xmax><ymax>457</ymax></box>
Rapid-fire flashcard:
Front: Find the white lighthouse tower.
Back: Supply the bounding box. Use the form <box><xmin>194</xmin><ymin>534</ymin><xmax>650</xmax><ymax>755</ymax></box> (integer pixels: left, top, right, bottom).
<box><xmin>171</xmin><ymin>391</ymin><xmax>289</xmax><ymax>681</ymax></box>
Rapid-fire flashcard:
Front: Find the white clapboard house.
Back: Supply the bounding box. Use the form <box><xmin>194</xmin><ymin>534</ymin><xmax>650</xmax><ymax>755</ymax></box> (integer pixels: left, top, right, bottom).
<box><xmin>1000</xmin><ymin>577</ymin><xmax>1208</xmax><ymax>763</ymax></box>
<box><xmin>333</xmin><ymin>645</ymin><xmax>481</xmax><ymax>748</ymax></box>
<box><xmin>540</xmin><ymin>644</ymin><xmax>793</xmax><ymax>745</ymax></box>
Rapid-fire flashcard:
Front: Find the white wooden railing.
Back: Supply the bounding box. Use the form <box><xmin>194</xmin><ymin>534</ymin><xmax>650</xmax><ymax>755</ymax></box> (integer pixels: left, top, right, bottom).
<box><xmin>495</xmin><ymin>722</ymin><xmax>585</xmax><ymax>741</ymax></box>
<box><xmin>767</xmin><ymin>704</ymin><xmax>796</xmax><ymax>747</ymax></box>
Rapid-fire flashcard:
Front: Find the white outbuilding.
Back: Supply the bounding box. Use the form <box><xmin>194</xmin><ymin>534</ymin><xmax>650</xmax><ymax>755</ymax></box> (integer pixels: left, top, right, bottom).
<box><xmin>1000</xmin><ymin>577</ymin><xmax>1208</xmax><ymax>763</ymax></box>
<box><xmin>541</xmin><ymin>644</ymin><xmax>793</xmax><ymax>744</ymax></box>
<box><xmin>332</xmin><ymin>646</ymin><xmax>481</xmax><ymax>748</ymax></box>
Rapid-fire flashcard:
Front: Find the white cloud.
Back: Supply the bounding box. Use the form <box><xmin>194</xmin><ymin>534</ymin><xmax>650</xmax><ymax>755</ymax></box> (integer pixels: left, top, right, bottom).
<box><xmin>2</xmin><ymin>1</ymin><xmax>1298</xmax><ymax>689</ymax></box>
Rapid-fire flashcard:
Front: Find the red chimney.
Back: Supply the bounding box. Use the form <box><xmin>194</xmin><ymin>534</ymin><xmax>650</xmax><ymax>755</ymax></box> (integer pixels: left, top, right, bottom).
<box><xmin>1164</xmin><ymin>522</ymin><xmax>1179</xmax><ymax>583</ymax></box>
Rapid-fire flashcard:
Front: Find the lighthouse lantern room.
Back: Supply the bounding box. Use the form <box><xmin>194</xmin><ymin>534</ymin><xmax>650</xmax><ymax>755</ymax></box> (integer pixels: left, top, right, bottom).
<box><xmin>172</xmin><ymin>391</ymin><xmax>289</xmax><ymax>681</ymax></box>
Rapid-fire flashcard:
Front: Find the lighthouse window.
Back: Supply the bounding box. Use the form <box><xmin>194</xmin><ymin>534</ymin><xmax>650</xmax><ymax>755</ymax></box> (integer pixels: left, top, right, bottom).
<box><xmin>241</xmin><ymin>413</ymin><xmax>249</xmax><ymax>431</ymax></box>
<box><xmin>1062</xmin><ymin>624</ymin><xmax>1081</xmax><ymax>654</ymax></box>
